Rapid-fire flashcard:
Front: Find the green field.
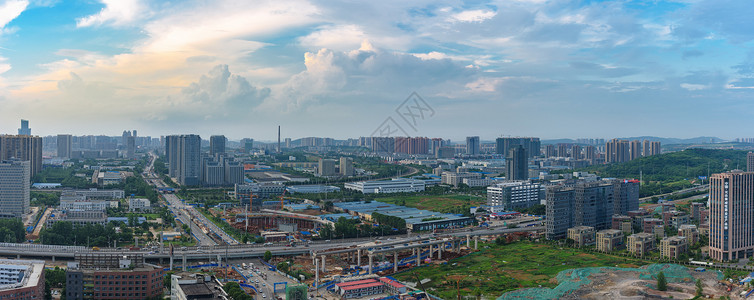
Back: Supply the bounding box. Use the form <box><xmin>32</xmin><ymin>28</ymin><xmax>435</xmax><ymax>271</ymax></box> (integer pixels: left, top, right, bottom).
<box><xmin>392</xmin><ymin>241</ymin><xmax>648</xmax><ymax>299</ymax></box>
<box><xmin>374</xmin><ymin>195</ymin><xmax>484</xmax><ymax>214</ymax></box>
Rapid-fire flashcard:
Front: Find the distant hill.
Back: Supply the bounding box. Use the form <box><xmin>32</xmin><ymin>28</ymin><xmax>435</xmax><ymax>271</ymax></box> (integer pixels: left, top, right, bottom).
<box><xmin>568</xmin><ymin>148</ymin><xmax>747</xmax><ymax>196</ymax></box>
<box><xmin>543</xmin><ymin>136</ymin><xmax>726</xmax><ymax>145</ymax></box>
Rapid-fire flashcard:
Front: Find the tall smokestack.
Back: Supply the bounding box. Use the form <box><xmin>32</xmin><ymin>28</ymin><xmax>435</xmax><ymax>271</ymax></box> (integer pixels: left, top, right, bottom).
<box><xmin>277</xmin><ymin>125</ymin><xmax>281</xmax><ymax>153</ymax></box>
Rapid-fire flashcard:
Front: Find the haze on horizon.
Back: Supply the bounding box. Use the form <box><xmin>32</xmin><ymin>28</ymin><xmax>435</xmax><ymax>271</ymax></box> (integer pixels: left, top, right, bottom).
<box><xmin>0</xmin><ymin>0</ymin><xmax>753</xmax><ymax>141</ymax></box>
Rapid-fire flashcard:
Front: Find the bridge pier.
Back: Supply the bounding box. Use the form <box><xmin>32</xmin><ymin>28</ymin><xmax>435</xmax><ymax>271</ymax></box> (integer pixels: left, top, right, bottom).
<box><xmin>321</xmin><ymin>256</ymin><xmax>326</xmax><ymax>272</ymax></box>
<box><xmin>393</xmin><ymin>252</ymin><xmax>398</xmax><ymax>272</ymax></box>
<box><xmin>475</xmin><ymin>236</ymin><xmax>478</xmax><ymax>250</ymax></box>
<box><xmin>466</xmin><ymin>235</ymin><xmax>470</xmax><ymax>248</ymax></box>
<box><xmin>368</xmin><ymin>254</ymin><xmax>373</xmax><ymax>274</ymax></box>
<box><xmin>357</xmin><ymin>249</ymin><xmax>361</xmax><ymax>266</ymax></box>
<box><xmin>429</xmin><ymin>244</ymin><xmax>433</xmax><ymax>260</ymax></box>
<box><xmin>51</xmin><ymin>256</ymin><xmax>55</xmax><ymax>262</ymax></box>
<box><xmin>438</xmin><ymin>244</ymin><xmax>442</xmax><ymax>260</ymax></box>
<box><xmin>16</xmin><ymin>254</ymin><xmax>20</xmax><ymax>259</ymax></box>
<box><xmin>182</xmin><ymin>254</ymin><xmax>187</xmax><ymax>271</ymax></box>
<box><xmin>170</xmin><ymin>256</ymin><xmax>173</xmax><ymax>270</ymax></box>
<box><xmin>416</xmin><ymin>247</ymin><xmax>421</xmax><ymax>266</ymax></box>
<box><xmin>314</xmin><ymin>257</ymin><xmax>319</xmax><ymax>290</ymax></box>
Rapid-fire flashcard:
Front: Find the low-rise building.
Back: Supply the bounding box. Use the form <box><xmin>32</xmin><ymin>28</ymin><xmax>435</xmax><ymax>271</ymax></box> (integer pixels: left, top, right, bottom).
<box><xmin>128</xmin><ymin>198</ymin><xmax>151</xmax><ymax>212</ymax></box>
<box><xmin>66</xmin><ymin>253</ymin><xmax>163</xmax><ymax>300</ymax></box>
<box><xmin>487</xmin><ymin>181</ymin><xmax>542</xmax><ymax>212</ymax></box>
<box><xmin>334</xmin><ymin>279</ymin><xmax>384</xmax><ymax>299</ymax></box>
<box><xmin>344</xmin><ymin>178</ymin><xmax>426</xmax><ymax>194</ymax></box>
<box><xmin>660</xmin><ymin>236</ymin><xmax>688</xmax><ymax>259</ymax></box>
<box><xmin>170</xmin><ymin>272</ymin><xmax>228</xmax><ymax>300</ymax></box>
<box><xmin>596</xmin><ymin>229</ymin><xmax>623</xmax><ymax>252</ymax></box>
<box><xmin>627</xmin><ymin>233</ymin><xmax>654</xmax><ymax>257</ymax></box>
<box><xmin>0</xmin><ymin>259</ymin><xmax>45</xmax><ymax>300</ymax></box>
<box><xmin>286</xmin><ymin>185</ymin><xmax>341</xmax><ymax>194</ymax></box>
<box><xmin>441</xmin><ymin>172</ymin><xmax>481</xmax><ymax>187</ymax></box>
<box><xmin>691</xmin><ymin>202</ymin><xmax>706</xmax><ymax>220</ymax></box>
<box><xmin>567</xmin><ymin>226</ymin><xmax>595</xmax><ymax>247</ymax></box>
<box><xmin>612</xmin><ymin>215</ymin><xmax>633</xmax><ymax>233</ymax></box>
<box><xmin>678</xmin><ymin>224</ymin><xmax>700</xmax><ymax>245</ymax></box>
<box><xmin>46</xmin><ymin>210</ymin><xmax>107</xmax><ymax>228</ymax></box>
<box><xmin>642</xmin><ymin>218</ymin><xmax>663</xmax><ymax>233</ymax></box>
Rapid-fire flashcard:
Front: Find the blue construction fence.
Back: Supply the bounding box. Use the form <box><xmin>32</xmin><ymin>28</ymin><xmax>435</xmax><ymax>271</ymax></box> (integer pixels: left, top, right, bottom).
<box><xmin>163</xmin><ymin>263</ymin><xmax>220</xmax><ymax>272</ymax></box>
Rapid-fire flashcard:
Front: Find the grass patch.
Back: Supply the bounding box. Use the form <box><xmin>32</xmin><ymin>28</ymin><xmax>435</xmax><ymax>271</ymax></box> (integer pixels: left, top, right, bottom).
<box><xmin>375</xmin><ymin>195</ymin><xmax>484</xmax><ymax>212</ymax></box>
<box><xmin>392</xmin><ymin>241</ymin><xmax>649</xmax><ymax>299</ymax></box>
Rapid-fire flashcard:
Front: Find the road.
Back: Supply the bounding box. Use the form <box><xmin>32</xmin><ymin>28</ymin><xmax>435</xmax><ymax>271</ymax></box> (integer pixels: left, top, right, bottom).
<box><xmin>144</xmin><ymin>152</ymin><xmax>238</xmax><ymax>246</ymax></box>
<box><xmin>639</xmin><ymin>184</ymin><xmax>709</xmax><ymax>203</ymax></box>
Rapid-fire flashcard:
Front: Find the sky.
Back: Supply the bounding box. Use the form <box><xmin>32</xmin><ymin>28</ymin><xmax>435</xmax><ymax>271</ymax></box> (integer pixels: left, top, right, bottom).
<box><xmin>1</xmin><ymin>0</ymin><xmax>754</xmax><ymax>141</ymax></box>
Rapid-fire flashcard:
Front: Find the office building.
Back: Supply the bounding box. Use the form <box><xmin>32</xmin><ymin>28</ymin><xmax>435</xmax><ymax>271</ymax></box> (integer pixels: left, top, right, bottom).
<box><xmin>340</xmin><ymin>157</ymin><xmax>354</xmax><ymax>176</ymax></box>
<box><xmin>209</xmin><ymin>135</ymin><xmax>226</xmax><ymax>157</ymax></box>
<box><xmin>46</xmin><ymin>210</ymin><xmax>107</xmax><ymax>228</ymax></box>
<box><xmin>596</xmin><ymin>229</ymin><xmax>623</xmax><ymax>252</ymax></box>
<box><xmin>128</xmin><ymin>198</ymin><xmax>151</xmax><ymax>212</ymax></box>
<box><xmin>660</xmin><ymin>236</ymin><xmax>688</xmax><ymax>259</ymax></box>
<box><xmin>0</xmin><ymin>135</ymin><xmax>42</xmax><ymax>178</ymax></box>
<box><xmin>0</xmin><ymin>160</ymin><xmax>30</xmax><ymax>218</ymax></box>
<box><xmin>506</xmin><ymin>145</ymin><xmax>528</xmax><ymax>180</ymax></box>
<box><xmin>165</xmin><ymin>135</ymin><xmax>201</xmax><ymax>186</ymax></box>
<box><xmin>545</xmin><ymin>186</ymin><xmax>575</xmax><ymax>240</ymax></box>
<box><xmin>574</xmin><ymin>182</ymin><xmax>614</xmax><ymax>230</ymax></box>
<box><xmin>567</xmin><ymin>226</ymin><xmax>595</xmax><ymax>247</ymax></box>
<box><xmin>466</xmin><ymin>136</ymin><xmax>480</xmax><ymax>155</ymax></box>
<box><xmin>0</xmin><ymin>259</ymin><xmax>45</xmax><ymax>300</ymax></box>
<box><xmin>605</xmin><ymin>139</ymin><xmax>630</xmax><ymax>163</ymax></box>
<box><xmin>344</xmin><ymin>178</ymin><xmax>426</xmax><ymax>194</ymax></box>
<box><xmin>17</xmin><ymin>120</ymin><xmax>31</xmax><ymax>136</ymax></box>
<box><xmin>441</xmin><ymin>172</ymin><xmax>481</xmax><ymax>187</ymax></box>
<box><xmin>495</xmin><ymin>137</ymin><xmax>540</xmax><ymax>158</ymax></box>
<box><xmin>57</xmin><ymin>134</ymin><xmax>73</xmax><ymax>159</ymax></box>
<box><xmin>224</xmin><ymin>159</ymin><xmax>244</xmax><ymax>186</ymax></box>
<box><xmin>748</xmin><ymin>152</ymin><xmax>754</xmax><ymax>172</ymax></box>
<box><xmin>235</xmin><ymin>183</ymin><xmax>285</xmax><ymax>211</ymax></box>
<box><xmin>66</xmin><ymin>253</ymin><xmax>163</xmax><ymax>300</ymax></box>
<box><xmin>545</xmin><ymin>181</ymin><xmax>614</xmax><ymax>240</ymax></box>
<box><xmin>171</xmin><ymin>273</ymin><xmax>229</xmax><ymax>300</ymax></box>
<box><xmin>709</xmin><ymin>171</ymin><xmax>754</xmax><ymax>261</ymax></box>
<box><xmin>487</xmin><ymin>181</ymin><xmax>541</xmax><ymax>211</ymax></box>
<box><xmin>613</xmin><ymin>179</ymin><xmax>640</xmax><ymax>215</ymax></box>
<box><xmin>318</xmin><ymin>159</ymin><xmax>337</xmax><ymax>176</ymax></box>
<box><xmin>627</xmin><ymin>233</ymin><xmax>654</xmax><ymax>257</ymax></box>
<box><xmin>126</xmin><ymin>136</ymin><xmax>135</xmax><ymax>159</ymax></box>
<box><xmin>241</xmin><ymin>138</ymin><xmax>254</xmax><ymax>152</ymax></box>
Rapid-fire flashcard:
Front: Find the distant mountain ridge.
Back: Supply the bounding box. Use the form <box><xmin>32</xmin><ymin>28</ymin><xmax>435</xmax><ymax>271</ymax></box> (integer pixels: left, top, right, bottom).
<box><xmin>542</xmin><ymin>136</ymin><xmax>726</xmax><ymax>145</ymax></box>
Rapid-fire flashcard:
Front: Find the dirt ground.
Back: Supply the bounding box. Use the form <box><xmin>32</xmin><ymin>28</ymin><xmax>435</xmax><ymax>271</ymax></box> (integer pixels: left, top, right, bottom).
<box><xmin>563</xmin><ymin>267</ymin><xmax>746</xmax><ymax>300</ymax></box>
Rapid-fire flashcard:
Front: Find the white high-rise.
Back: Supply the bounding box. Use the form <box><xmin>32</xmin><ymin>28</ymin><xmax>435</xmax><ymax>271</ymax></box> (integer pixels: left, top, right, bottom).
<box><xmin>0</xmin><ymin>160</ymin><xmax>30</xmax><ymax>218</ymax></box>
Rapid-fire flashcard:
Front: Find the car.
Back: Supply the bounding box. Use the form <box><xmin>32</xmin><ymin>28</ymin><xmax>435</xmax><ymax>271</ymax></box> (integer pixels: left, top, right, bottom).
<box><xmin>262</xmin><ymin>294</ymin><xmax>266</xmax><ymax>298</ymax></box>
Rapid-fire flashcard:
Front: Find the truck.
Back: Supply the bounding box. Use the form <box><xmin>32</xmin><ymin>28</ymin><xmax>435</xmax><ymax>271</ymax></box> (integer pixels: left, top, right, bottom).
<box><xmin>92</xmin><ymin>247</ymin><xmax>100</xmax><ymax>251</ymax></box>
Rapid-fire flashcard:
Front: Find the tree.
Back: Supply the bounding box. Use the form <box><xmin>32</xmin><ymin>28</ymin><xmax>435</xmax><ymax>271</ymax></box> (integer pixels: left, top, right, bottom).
<box><xmin>695</xmin><ymin>278</ymin><xmax>703</xmax><ymax>297</ymax></box>
<box><xmin>264</xmin><ymin>250</ymin><xmax>272</xmax><ymax>262</ymax></box>
<box><xmin>657</xmin><ymin>272</ymin><xmax>667</xmax><ymax>291</ymax></box>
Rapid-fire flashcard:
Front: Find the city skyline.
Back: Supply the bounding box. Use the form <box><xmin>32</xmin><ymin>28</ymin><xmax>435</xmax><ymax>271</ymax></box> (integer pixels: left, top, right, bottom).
<box><xmin>2</xmin><ymin>1</ymin><xmax>754</xmax><ymax>139</ymax></box>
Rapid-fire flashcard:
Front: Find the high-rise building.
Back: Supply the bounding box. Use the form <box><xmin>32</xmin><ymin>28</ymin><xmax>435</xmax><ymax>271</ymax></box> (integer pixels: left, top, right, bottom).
<box><xmin>318</xmin><ymin>159</ymin><xmax>336</xmax><ymax>176</ymax></box>
<box><xmin>210</xmin><ymin>135</ymin><xmax>226</xmax><ymax>157</ymax></box>
<box><xmin>748</xmin><ymin>152</ymin><xmax>754</xmax><ymax>172</ymax></box>
<box><xmin>649</xmin><ymin>141</ymin><xmax>661</xmax><ymax>156</ymax></box>
<box><xmin>466</xmin><ymin>136</ymin><xmax>480</xmax><ymax>155</ymax></box>
<box><xmin>340</xmin><ymin>157</ymin><xmax>354</xmax><ymax>176</ymax></box>
<box><xmin>571</xmin><ymin>145</ymin><xmax>582</xmax><ymax>159</ymax></box>
<box><xmin>544</xmin><ymin>144</ymin><xmax>556</xmax><ymax>158</ymax></box>
<box><xmin>709</xmin><ymin>171</ymin><xmax>754</xmax><ymax>261</ymax></box>
<box><xmin>0</xmin><ymin>160</ymin><xmax>30</xmax><ymax>218</ymax></box>
<box><xmin>126</xmin><ymin>136</ymin><xmax>136</xmax><ymax>159</ymax></box>
<box><xmin>546</xmin><ymin>186</ymin><xmax>575</xmax><ymax>240</ymax></box>
<box><xmin>166</xmin><ymin>135</ymin><xmax>201</xmax><ymax>185</ymax></box>
<box><xmin>629</xmin><ymin>140</ymin><xmax>642</xmax><ymax>160</ymax></box>
<box><xmin>57</xmin><ymin>134</ymin><xmax>73</xmax><ymax>159</ymax></box>
<box><xmin>605</xmin><ymin>139</ymin><xmax>630</xmax><ymax>163</ymax></box>
<box><xmin>613</xmin><ymin>179</ymin><xmax>640</xmax><ymax>215</ymax></box>
<box><xmin>0</xmin><ymin>135</ymin><xmax>42</xmax><ymax>178</ymax></box>
<box><xmin>557</xmin><ymin>143</ymin><xmax>569</xmax><ymax>158</ymax></box>
<box><xmin>585</xmin><ymin>145</ymin><xmax>596</xmax><ymax>162</ymax></box>
<box><xmin>17</xmin><ymin>119</ymin><xmax>30</xmax><ymax>135</ymax></box>
<box><xmin>506</xmin><ymin>145</ymin><xmax>527</xmax><ymax>181</ymax></box>
<box><xmin>495</xmin><ymin>137</ymin><xmax>540</xmax><ymax>158</ymax></box>
<box><xmin>371</xmin><ymin>137</ymin><xmax>394</xmax><ymax>153</ymax></box>
<box><xmin>642</xmin><ymin>140</ymin><xmax>651</xmax><ymax>157</ymax></box>
<box><xmin>285</xmin><ymin>138</ymin><xmax>292</xmax><ymax>148</ymax></box>
<box><xmin>241</xmin><ymin>138</ymin><xmax>254</xmax><ymax>153</ymax></box>
<box><xmin>546</xmin><ymin>181</ymin><xmax>615</xmax><ymax>240</ymax></box>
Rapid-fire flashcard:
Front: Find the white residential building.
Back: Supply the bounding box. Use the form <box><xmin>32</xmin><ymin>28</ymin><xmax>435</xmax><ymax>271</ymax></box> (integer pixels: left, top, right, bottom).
<box><xmin>0</xmin><ymin>160</ymin><xmax>30</xmax><ymax>218</ymax></box>
<box><xmin>487</xmin><ymin>181</ymin><xmax>542</xmax><ymax>211</ymax></box>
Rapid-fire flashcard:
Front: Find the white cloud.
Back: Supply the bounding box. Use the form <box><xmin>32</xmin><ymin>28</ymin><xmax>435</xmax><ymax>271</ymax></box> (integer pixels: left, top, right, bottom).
<box><xmin>680</xmin><ymin>83</ymin><xmax>707</xmax><ymax>91</ymax></box>
<box><xmin>0</xmin><ymin>0</ymin><xmax>27</xmax><ymax>29</ymax></box>
<box><xmin>450</xmin><ymin>9</ymin><xmax>497</xmax><ymax>23</ymax></box>
<box><xmin>76</xmin><ymin>0</ymin><xmax>143</xmax><ymax>28</ymax></box>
